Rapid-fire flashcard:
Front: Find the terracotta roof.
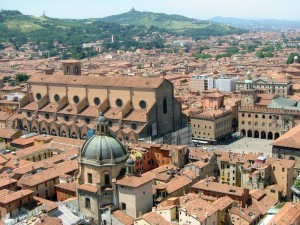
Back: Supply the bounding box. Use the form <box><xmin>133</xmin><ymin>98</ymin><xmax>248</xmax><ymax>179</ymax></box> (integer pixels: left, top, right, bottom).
<box><xmin>17</xmin><ymin>160</ymin><xmax>78</xmax><ymax>187</ymax></box>
<box><xmin>55</xmin><ymin>181</ymin><xmax>76</xmax><ymax>193</ymax></box>
<box><xmin>268</xmin><ymin>202</ymin><xmax>300</xmax><ymax>225</ymax></box>
<box><xmin>29</xmin><ymin>75</ymin><xmax>166</xmax><ymax>89</ymax></box>
<box><xmin>192</xmin><ymin>179</ymin><xmax>246</xmax><ymax>197</ymax></box>
<box><xmin>116</xmin><ymin>173</ymin><xmax>153</xmax><ymax>188</ymax></box>
<box><xmin>33</xmin><ymin>196</ymin><xmax>59</xmax><ymax>212</ymax></box>
<box><xmin>0</xmin><ymin>177</ymin><xmax>17</xmax><ymax>188</ymax></box>
<box><xmin>112</xmin><ymin>210</ymin><xmax>134</xmax><ymax>225</ymax></box>
<box><xmin>272</xmin><ymin>123</ymin><xmax>300</xmax><ymax>149</ymax></box>
<box><xmin>0</xmin><ymin>189</ymin><xmax>33</xmax><ymax>204</ymax></box>
<box><xmin>180</xmin><ymin>198</ymin><xmax>218</xmax><ymax>222</ymax></box>
<box><xmin>11</xmin><ymin>136</ymin><xmax>36</xmax><ymax>146</ymax></box>
<box><xmin>212</xmin><ymin>196</ymin><xmax>234</xmax><ymax>210</ymax></box>
<box><xmin>0</xmin><ymin>128</ymin><xmax>20</xmax><ymax>139</ymax></box>
<box><xmin>0</xmin><ymin>111</ymin><xmax>10</xmax><ymax>121</ymax></box>
<box><xmin>77</xmin><ymin>184</ymin><xmax>97</xmax><ymax>193</ymax></box>
<box><xmin>166</xmin><ymin>175</ymin><xmax>192</xmax><ymax>194</ymax></box>
<box><xmin>230</xmin><ymin>207</ymin><xmax>260</xmax><ymax>223</ymax></box>
<box><xmin>34</xmin><ymin>215</ymin><xmax>63</xmax><ymax>225</ymax></box>
<box><xmin>139</xmin><ymin>211</ymin><xmax>170</xmax><ymax>225</ymax></box>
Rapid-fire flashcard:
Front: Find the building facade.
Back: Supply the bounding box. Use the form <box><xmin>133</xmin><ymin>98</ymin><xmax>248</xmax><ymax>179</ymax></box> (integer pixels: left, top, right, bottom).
<box><xmin>11</xmin><ymin>61</ymin><xmax>187</xmax><ymax>143</ymax></box>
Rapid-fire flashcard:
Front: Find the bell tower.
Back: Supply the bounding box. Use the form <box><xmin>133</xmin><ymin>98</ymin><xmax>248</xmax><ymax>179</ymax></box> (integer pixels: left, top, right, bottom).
<box><xmin>62</xmin><ymin>60</ymin><xmax>81</xmax><ymax>75</ymax></box>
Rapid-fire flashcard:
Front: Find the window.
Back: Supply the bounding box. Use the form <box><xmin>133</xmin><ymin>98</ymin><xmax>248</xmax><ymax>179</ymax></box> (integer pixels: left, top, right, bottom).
<box><xmin>36</xmin><ymin>93</ymin><xmax>42</xmax><ymax>100</ymax></box>
<box><xmin>88</xmin><ymin>173</ymin><xmax>92</xmax><ymax>183</ymax></box>
<box><xmin>94</xmin><ymin>97</ymin><xmax>101</xmax><ymax>105</ymax></box>
<box><xmin>139</xmin><ymin>100</ymin><xmax>147</xmax><ymax>109</ymax></box>
<box><xmin>104</xmin><ymin>174</ymin><xmax>110</xmax><ymax>186</ymax></box>
<box><xmin>242</xmin><ymin>113</ymin><xmax>245</xmax><ymax>117</ymax></box>
<box><xmin>54</xmin><ymin>94</ymin><xmax>60</xmax><ymax>102</ymax></box>
<box><xmin>131</xmin><ymin>123</ymin><xmax>137</xmax><ymax>130</ymax></box>
<box><xmin>262</xmin><ymin>115</ymin><xmax>265</xmax><ymax>119</ymax></box>
<box><xmin>273</xmin><ymin>166</ymin><xmax>275</xmax><ymax>171</ymax></box>
<box><xmin>282</xmin><ymin>168</ymin><xmax>285</xmax><ymax>172</ymax></box>
<box><xmin>85</xmin><ymin>198</ymin><xmax>91</xmax><ymax>208</ymax></box>
<box><xmin>248</xmin><ymin>122</ymin><xmax>251</xmax><ymax>125</ymax></box>
<box><xmin>116</xmin><ymin>99</ymin><xmax>123</xmax><ymax>108</ymax></box>
<box><xmin>121</xmin><ymin>202</ymin><xmax>126</xmax><ymax>211</ymax></box>
<box><xmin>45</xmin><ymin>113</ymin><xmax>50</xmax><ymax>119</ymax></box>
<box><xmin>73</xmin><ymin>95</ymin><xmax>80</xmax><ymax>104</ymax></box>
<box><xmin>27</xmin><ymin>111</ymin><xmax>32</xmax><ymax>117</ymax></box>
<box><xmin>248</xmin><ymin>114</ymin><xmax>251</xmax><ymax>118</ymax></box>
<box><xmin>85</xmin><ymin>118</ymin><xmax>90</xmax><ymax>124</ymax></box>
<box><xmin>163</xmin><ymin>97</ymin><xmax>167</xmax><ymax>114</ymax></box>
<box><xmin>255</xmin><ymin>114</ymin><xmax>258</xmax><ymax>118</ymax></box>
<box><xmin>66</xmin><ymin>66</ymin><xmax>70</xmax><ymax>75</ymax></box>
<box><xmin>64</xmin><ymin>115</ymin><xmax>69</xmax><ymax>121</ymax></box>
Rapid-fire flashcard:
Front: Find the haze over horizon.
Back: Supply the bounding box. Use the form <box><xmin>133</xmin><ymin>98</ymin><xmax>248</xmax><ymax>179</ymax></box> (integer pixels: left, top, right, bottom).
<box><xmin>1</xmin><ymin>0</ymin><xmax>300</xmax><ymax>21</ymax></box>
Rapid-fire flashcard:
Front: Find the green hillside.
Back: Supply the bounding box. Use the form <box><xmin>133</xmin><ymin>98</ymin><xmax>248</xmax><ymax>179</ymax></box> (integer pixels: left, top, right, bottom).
<box><xmin>99</xmin><ymin>11</ymin><xmax>246</xmax><ymax>36</ymax></box>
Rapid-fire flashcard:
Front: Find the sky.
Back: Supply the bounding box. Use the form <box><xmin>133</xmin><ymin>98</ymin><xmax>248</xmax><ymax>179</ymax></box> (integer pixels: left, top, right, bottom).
<box><xmin>1</xmin><ymin>0</ymin><xmax>300</xmax><ymax>21</ymax></box>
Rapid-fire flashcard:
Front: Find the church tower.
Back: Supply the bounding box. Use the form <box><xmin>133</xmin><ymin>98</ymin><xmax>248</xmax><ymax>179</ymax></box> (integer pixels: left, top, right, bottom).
<box><xmin>77</xmin><ymin>112</ymin><xmax>128</xmax><ymax>224</ymax></box>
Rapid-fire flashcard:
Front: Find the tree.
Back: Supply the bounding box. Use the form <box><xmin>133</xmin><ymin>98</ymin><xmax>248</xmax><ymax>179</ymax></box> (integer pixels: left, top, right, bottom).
<box><xmin>3</xmin><ymin>76</ymin><xmax>11</xmax><ymax>82</ymax></box>
<box><xmin>287</xmin><ymin>53</ymin><xmax>299</xmax><ymax>64</ymax></box>
<box><xmin>256</xmin><ymin>51</ymin><xmax>265</xmax><ymax>59</ymax></box>
<box><xmin>15</xmin><ymin>74</ymin><xmax>30</xmax><ymax>83</ymax></box>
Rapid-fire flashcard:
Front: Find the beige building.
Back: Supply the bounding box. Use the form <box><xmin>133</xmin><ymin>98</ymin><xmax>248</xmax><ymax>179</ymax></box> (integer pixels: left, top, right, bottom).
<box><xmin>191</xmin><ymin>109</ymin><xmax>232</xmax><ymax>145</ymax></box>
<box><xmin>12</xmin><ymin>61</ymin><xmax>187</xmax><ymax>143</ymax></box>
<box><xmin>178</xmin><ymin>198</ymin><xmax>218</xmax><ymax>225</ymax></box>
<box><xmin>238</xmin><ymin>72</ymin><xmax>300</xmax><ymax>140</ymax></box>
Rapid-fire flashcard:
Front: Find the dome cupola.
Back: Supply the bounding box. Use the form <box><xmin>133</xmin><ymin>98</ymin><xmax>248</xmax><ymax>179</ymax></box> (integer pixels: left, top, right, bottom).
<box><xmin>80</xmin><ymin>111</ymin><xmax>127</xmax><ymax>165</ymax></box>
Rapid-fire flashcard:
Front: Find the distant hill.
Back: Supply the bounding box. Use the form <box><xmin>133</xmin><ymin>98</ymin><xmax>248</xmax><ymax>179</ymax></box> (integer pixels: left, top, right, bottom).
<box><xmin>210</xmin><ymin>16</ymin><xmax>300</xmax><ymax>29</ymax></box>
<box><xmin>99</xmin><ymin>11</ymin><xmax>247</xmax><ymax>37</ymax></box>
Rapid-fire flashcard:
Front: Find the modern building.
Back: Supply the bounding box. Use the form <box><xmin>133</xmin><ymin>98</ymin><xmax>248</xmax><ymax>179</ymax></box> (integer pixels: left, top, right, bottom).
<box><xmin>215</xmin><ymin>77</ymin><xmax>238</xmax><ymax>92</ymax></box>
<box><xmin>189</xmin><ymin>75</ymin><xmax>214</xmax><ymax>93</ymax></box>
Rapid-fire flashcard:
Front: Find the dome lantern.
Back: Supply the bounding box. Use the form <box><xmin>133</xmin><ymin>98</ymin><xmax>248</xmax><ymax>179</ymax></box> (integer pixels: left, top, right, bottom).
<box><xmin>95</xmin><ymin>111</ymin><xmax>108</xmax><ymax>135</ymax></box>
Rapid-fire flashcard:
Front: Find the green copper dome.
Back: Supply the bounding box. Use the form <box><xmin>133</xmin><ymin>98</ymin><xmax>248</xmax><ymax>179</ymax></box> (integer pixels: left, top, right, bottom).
<box><xmin>80</xmin><ymin>112</ymin><xmax>127</xmax><ymax>164</ymax></box>
<box><xmin>81</xmin><ymin>135</ymin><xmax>127</xmax><ymax>162</ymax></box>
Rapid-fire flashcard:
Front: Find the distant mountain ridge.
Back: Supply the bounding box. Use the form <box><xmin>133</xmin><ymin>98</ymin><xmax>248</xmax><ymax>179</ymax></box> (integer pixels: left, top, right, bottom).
<box><xmin>209</xmin><ymin>16</ymin><xmax>300</xmax><ymax>29</ymax></box>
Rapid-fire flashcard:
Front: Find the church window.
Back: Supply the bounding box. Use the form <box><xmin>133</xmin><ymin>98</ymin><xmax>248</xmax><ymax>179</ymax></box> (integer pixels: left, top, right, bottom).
<box><xmin>73</xmin><ymin>95</ymin><xmax>80</xmax><ymax>104</ymax></box>
<box><xmin>116</xmin><ymin>99</ymin><xmax>123</xmax><ymax>108</ymax></box>
<box><xmin>139</xmin><ymin>100</ymin><xmax>147</xmax><ymax>109</ymax></box>
<box><xmin>163</xmin><ymin>97</ymin><xmax>167</xmax><ymax>114</ymax></box>
<box><xmin>104</xmin><ymin>174</ymin><xmax>110</xmax><ymax>186</ymax></box>
<box><xmin>54</xmin><ymin>94</ymin><xmax>60</xmax><ymax>102</ymax></box>
<box><xmin>36</xmin><ymin>93</ymin><xmax>42</xmax><ymax>100</ymax></box>
<box><xmin>131</xmin><ymin>123</ymin><xmax>137</xmax><ymax>130</ymax></box>
<box><xmin>75</xmin><ymin>66</ymin><xmax>79</xmax><ymax>75</ymax></box>
<box><xmin>94</xmin><ymin>97</ymin><xmax>100</xmax><ymax>105</ymax></box>
<box><xmin>66</xmin><ymin>66</ymin><xmax>70</xmax><ymax>75</ymax></box>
